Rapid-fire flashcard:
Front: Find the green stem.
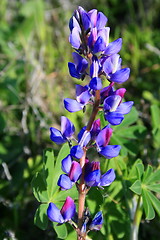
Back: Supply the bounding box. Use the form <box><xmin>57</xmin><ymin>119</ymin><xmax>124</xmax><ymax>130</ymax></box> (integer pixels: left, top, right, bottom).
<box><xmin>130</xmin><ymin>196</ymin><xmax>143</xmax><ymax>240</ymax></box>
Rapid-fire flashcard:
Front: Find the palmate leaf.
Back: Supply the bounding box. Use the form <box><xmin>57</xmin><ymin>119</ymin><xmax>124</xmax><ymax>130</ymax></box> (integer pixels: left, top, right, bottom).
<box><xmin>142</xmin><ymin>189</ymin><xmax>155</xmax><ymax>220</ymax></box>
<box><xmin>129</xmin><ymin>180</ymin><xmax>142</xmax><ymax>195</ymax></box>
<box><xmin>32</xmin><ymin>143</ymin><xmax>78</xmax><ymax>235</ymax></box>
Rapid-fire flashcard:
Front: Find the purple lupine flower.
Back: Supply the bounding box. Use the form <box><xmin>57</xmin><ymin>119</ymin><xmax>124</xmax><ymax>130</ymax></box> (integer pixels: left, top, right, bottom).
<box><xmin>103</xmin><ymin>54</ymin><xmax>130</xmax><ymax>83</ymax></box>
<box><xmin>95</xmin><ymin>125</ymin><xmax>121</xmax><ymax>158</ymax></box>
<box><xmin>50</xmin><ymin>116</ymin><xmax>75</xmax><ymax>144</ymax></box>
<box><xmin>57</xmin><ymin>154</ymin><xmax>82</xmax><ymax>190</ymax></box>
<box><xmin>68</xmin><ymin>52</ymin><xmax>88</xmax><ymax>79</ymax></box>
<box><xmin>64</xmin><ymin>85</ymin><xmax>91</xmax><ymax>112</ymax></box>
<box><xmin>103</xmin><ymin>90</ymin><xmax>134</xmax><ymax>125</ymax></box>
<box><xmin>89</xmin><ymin>211</ymin><xmax>103</xmax><ymax>230</ymax></box>
<box><xmin>84</xmin><ymin>161</ymin><xmax>115</xmax><ymax>187</ymax></box>
<box><xmin>47</xmin><ymin>196</ymin><xmax>76</xmax><ymax>224</ymax></box>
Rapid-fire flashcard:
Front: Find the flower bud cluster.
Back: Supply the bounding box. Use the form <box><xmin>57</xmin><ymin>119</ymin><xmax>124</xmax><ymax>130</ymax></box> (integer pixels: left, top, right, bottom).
<box><xmin>47</xmin><ymin>6</ymin><xmax>133</xmax><ymax>235</ymax></box>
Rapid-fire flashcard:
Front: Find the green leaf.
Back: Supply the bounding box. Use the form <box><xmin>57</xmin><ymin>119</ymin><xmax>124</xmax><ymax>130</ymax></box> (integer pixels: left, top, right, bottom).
<box><xmin>146</xmin><ymin>184</ymin><xmax>160</xmax><ymax>193</ymax></box>
<box><xmin>53</xmin><ymin>222</ymin><xmax>68</xmax><ymax>239</ymax></box>
<box><xmin>144</xmin><ymin>169</ymin><xmax>160</xmax><ymax>184</ymax></box>
<box><xmin>32</xmin><ymin>172</ymin><xmax>48</xmax><ymax>202</ymax></box>
<box><xmin>147</xmin><ymin>190</ymin><xmax>160</xmax><ymax>217</ymax></box>
<box><xmin>136</xmin><ymin>163</ymin><xmax>144</xmax><ymax>180</ymax></box>
<box><xmin>53</xmin><ymin>185</ymin><xmax>78</xmax><ymax>202</ymax></box>
<box><xmin>142</xmin><ymin>165</ymin><xmax>153</xmax><ymax>183</ymax></box>
<box><xmin>151</xmin><ymin>105</ymin><xmax>160</xmax><ymax>129</ymax></box>
<box><xmin>142</xmin><ymin>189</ymin><xmax>155</xmax><ymax>220</ymax></box>
<box><xmin>130</xmin><ymin>180</ymin><xmax>142</xmax><ymax>195</ymax></box>
<box><xmin>115</xmin><ymin>125</ymin><xmax>146</xmax><ymax>139</ymax></box>
<box><xmin>128</xmin><ymin>159</ymin><xmax>142</xmax><ymax>181</ymax></box>
<box><xmin>34</xmin><ymin>203</ymin><xmax>48</xmax><ymax>230</ymax></box>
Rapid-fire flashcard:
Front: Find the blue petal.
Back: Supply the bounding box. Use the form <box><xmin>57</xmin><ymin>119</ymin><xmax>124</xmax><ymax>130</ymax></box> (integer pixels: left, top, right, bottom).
<box><xmin>61</xmin><ymin>155</ymin><xmax>72</xmax><ymax>174</ymax></box>
<box><xmin>103</xmin><ymin>57</ymin><xmax>112</xmax><ymax>75</ymax></box>
<box><xmin>93</xmin><ymin>36</ymin><xmax>106</xmax><ymax>54</ymax></box>
<box><xmin>99</xmin><ymin>145</ymin><xmax>121</xmax><ymax>159</ymax></box>
<box><xmin>50</xmin><ymin>127</ymin><xmax>66</xmax><ymax>144</ymax></box>
<box><xmin>68</xmin><ymin>62</ymin><xmax>80</xmax><ymax>79</ymax></box>
<box><xmin>89</xmin><ymin>77</ymin><xmax>102</xmax><ymax>90</ymax></box>
<box><xmin>47</xmin><ymin>202</ymin><xmax>64</xmax><ymax>223</ymax></box>
<box><xmin>69</xmin><ymin>27</ymin><xmax>81</xmax><ymax>49</ymax></box>
<box><xmin>96</xmin><ymin>12</ymin><xmax>108</xmax><ymax>29</ymax></box>
<box><xmin>104</xmin><ymin>95</ymin><xmax>121</xmax><ymax>112</ymax></box>
<box><xmin>81</xmin><ymin>11</ymin><xmax>91</xmax><ymax>30</ymax></box>
<box><xmin>61</xmin><ymin>116</ymin><xmax>75</xmax><ymax>139</ymax></box>
<box><xmin>84</xmin><ymin>169</ymin><xmax>101</xmax><ymax>186</ymax></box>
<box><xmin>78</xmin><ymin>128</ymin><xmax>91</xmax><ymax>147</ymax></box>
<box><xmin>70</xmin><ymin>145</ymin><xmax>84</xmax><ymax>159</ymax></box>
<box><xmin>110</xmin><ymin>68</ymin><xmax>130</xmax><ymax>83</ymax></box>
<box><xmin>96</xmin><ymin>126</ymin><xmax>112</xmax><ymax>147</ymax></box>
<box><xmin>60</xmin><ymin>196</ymin><xmax>76</xmax><ymax>222</ymax></box>
<box><xmin>116</xmin><ymin>101</ymin><xmax>134</xmax><ymax>115</ymax></box>
<box><xmin>69</xmin><ymin>161</ymin><xmax>82</xmax><ymax>182</ymax></box>
<box><xmin>105</xmin><ymin>112</ymin><xmax>124</xmax><ymax>125</ymax></box>
<box><xmin>89</xmin><ymin>211</ymin><xmax>103</xmax><ymax>230</ymax></box>
<box><xmin>57</xmin><ymin>174</ymin><xmax>72</xmax><ymax>190</ymax></box>
<box><xmin>64</xmin><ymin>98</ymin><xmax>83</xmax><ymax>112</ymax></box>
<box><xmin>100</xmin><ymin>169</ymin><xmax>115</xmax><ymax>186</ymax></box>
<box><xmin>104</xmin><ymin>38</ymin><xmax>122</xmax><ymax>55</ymax></box>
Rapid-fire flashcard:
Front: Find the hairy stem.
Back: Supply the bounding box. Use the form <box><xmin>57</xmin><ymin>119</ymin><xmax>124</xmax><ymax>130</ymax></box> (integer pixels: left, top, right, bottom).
<box><xmin>77</xmin><ymin>90</ymin><xmax>100</xmax><ymax>240</ymax></box>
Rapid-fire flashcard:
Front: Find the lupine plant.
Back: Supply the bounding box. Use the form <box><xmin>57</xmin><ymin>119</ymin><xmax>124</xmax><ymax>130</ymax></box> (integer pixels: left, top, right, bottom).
<box><xmin>32</xmin><ymin>6</ymin><xmax>160</xmax><ymax>240</ymax></box>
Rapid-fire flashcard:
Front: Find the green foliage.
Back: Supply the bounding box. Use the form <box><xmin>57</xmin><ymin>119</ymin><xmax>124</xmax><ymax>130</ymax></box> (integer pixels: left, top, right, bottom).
<box><xmin>129</xmin><ymin>161</ymin><xmax>160</xmax><ymax>220</ymax></box>
<box><xmin>32</xmin><ymin>143</ymin><xmax>78</xmax><ymax>236</ymax></box>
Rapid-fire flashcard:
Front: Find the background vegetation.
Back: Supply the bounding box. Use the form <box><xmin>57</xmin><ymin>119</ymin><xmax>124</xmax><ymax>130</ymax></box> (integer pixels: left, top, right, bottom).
<box><xmin>0</xmin><ymin>0</ymin><xmax>160</xmax><ymax>239</ymax></box>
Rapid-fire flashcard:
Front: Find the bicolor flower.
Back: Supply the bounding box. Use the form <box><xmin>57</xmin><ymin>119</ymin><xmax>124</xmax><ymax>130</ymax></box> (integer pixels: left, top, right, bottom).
<box><xmin>64</xmin><ymin>85</ymin><xmax>91</xmax><ymax>112</ymax></box>
<box><xmin>68</xmin><ymin>52</ymin><xmax>88</xmax><ymax>79</ymax></box>
<box><xmin>47</xmin><ymin>196</ymin><xmax>76</xmax><ymax>224</ymax></box>
<box><xmin>103</xmin><ymin>54</ymin><xmax>130</xmax><ymax>83</ymax></box>
<box><xmin>84</xmin><ymin>161</ymin><xmax>115</xmax><ymax>187</ymax></box>
<box><xmin>50</xmin><ymin>116</ymin><xmax>75</xmax><ymax>144</ymax></box>
<box><xmin>103</xmin><ymin>92</ymin><xmax>134</xmax><ymax>125</ymax></box>
<box><xmin>57</xmin><ymin>154</ymin><xmax>82</xmax><ymax>190</ymax></box>
<box><xmin>89</xmin><ymin>211</ymin><xmax>103</xmax><ymax>230</ymax></box>
<box><xmin>95</xmin><ymin>125</ymin><xmax>121</xmax><ymax>158</ymax></box>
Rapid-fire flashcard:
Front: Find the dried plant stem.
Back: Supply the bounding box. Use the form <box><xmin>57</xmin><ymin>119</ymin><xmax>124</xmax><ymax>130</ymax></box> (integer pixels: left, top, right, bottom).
<box><xmin>77</xmin><ymin>90</ymin><xmax>100</xmax><ymax>240</ymax></box>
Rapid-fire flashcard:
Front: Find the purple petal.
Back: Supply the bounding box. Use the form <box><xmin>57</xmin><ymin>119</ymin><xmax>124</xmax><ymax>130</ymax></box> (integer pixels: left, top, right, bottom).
<box><xmin>64</xmin><ymin>98</ymin><xmax>83</xmax><ymax>112</ymax></box>
<box><xmin>110</xmin><ymin>68</ymin><xmax>130</xmax><ymax>83</ymax></box>
<box><xmin>60</xmin><ymin>196</ymin><xmax>76</xmax><ymax>222</ymax></box>
<box><xmin>70</xmin><ymin>145</ymin><xmax>84</xmax><ymax>159</ymax></box>
<box><xmin>104</xmin><ymin>38</ymin><xmax>122</xmax><ymax>55</ymax></box>
<box><xmin>68</xmin><ymin>62</ymin><xmax>80</xmax><ymax>79</ymax></box>
<box><xmin>116</xmin><ymin>101</ymin><xmax>134</xmax><ymax>115</ymax></box>
<box><xmin>96</xmin><ymin>12</ymin><xmax>108</xmax><ymax>29</ymax></box>
<box><xmin>61</xmin><ymin>155</ymin><xmax>72</xmax><ymax>174</ymax></box>
<box><xmin>47</xmin><ymin>202</ymin><xmax>64</xmax><ymax>223</ymax></box>
<box><xmin>98</xmin><ymin>27</ymin><xmax>110</xmax><ymax>47</ymax></box>
<box><xmin>69</xmin><ymin>27</ymin><xmax>81</xmax><ymax>49</ymax></box>
<box><xmin>114</xmin><ymin>88</ymin><xmax>126</xmax><ymax>98</ymax></box>
<box><xmin>100</xmin><ymin>169</ymin><xmax>115</xmax><ymax>186</ymax></box>
<box><xmin>90</xmin><ymin>119</ymin><xmax>101</xmax><ymax>140</ymax></box>
<box><xmin>78</xmin><ymin>128</ymin><xmax>91</xmax><ymax>147</ymax></box>
<box><xmin>76</xmin><ymin>85</ymin><xmax>91</xmax><ymax>105</ymax></box>
<box><xmin>89</xmin><ymin>77</ymin><xmax>102</xmax><ymax>90</ymax></box>
<box><xmin>81</xmin><ymin>11</ymin><xmax>91</xmax><ymax>30</ymax></box>
<box><xmin>103</xmin><ymin>57</ymin><xmax>112</xmax><ymax>75</ymax></box>
<box><xmin>89</xmin><ymin>211</ymin><xmax>103</xmax><ymax>230</ymax></box>
<box><xmin>99</xmin><ymin>145</ymin><xmax>121</xmax><ymax>159</ymax></box>
<box><xmin>105</xmin><ymin>112</ymin><xmax>124</xmax><ymax>125</ymax></box>
<box><xmin>69</xmin><ymin>16</ymin><xmax>80</xmax><ymax>31</ymax></box>
<box><xmin>93</xmin><ymin>36</ymin><xmax>106</xmax><ymax>53</ymax></box>
<box><xmin>96</xmin><ymin>126</ymin><xmax>113</xmax><ymax>147</ymax></box>
<box><xmin>69</xmin><ymin>161</ymin><xmax>82</xmax><ymax>182</ymax></box>
<box><xmin>88</xmin><ymin>27</ymin><xmax>97</xmax><ymax>48</ymax></box>
<box><xmin>84</xmin><ymin>169</ymin><xmax>101</xmax><ymax>187</ymax></box>
<box><xmin>57</xmin><ymin>174</ymin><xmax>72</xmax><ymax>190</ymax></box>
<box><xmin>50</xmin><ymin>127</ymin><xmax>66</xmax><ymax>144</ymax></box>
<box><xmin>88</xmin><ymin>9</ymin><xmax>97</xmax><ymax>27</ymax></box>
<box><xmin>61</xmin><ymin>116</ymin><xmax>75</xmax><ymax>139</ymax></box>
<box><xmin>104</xmin><ymin>95</ymin><xmax>122</xmax><ymax>112</ymax></box>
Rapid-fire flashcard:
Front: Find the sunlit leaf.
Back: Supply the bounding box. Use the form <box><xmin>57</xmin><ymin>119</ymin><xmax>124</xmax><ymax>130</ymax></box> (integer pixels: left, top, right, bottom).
<box><xmin>34</xmin><ymin>203</ymin><xmax>48</xmax><ymax>230</ymax></box>
<box><xmin>53</xmin><ymin>222</ymin><xmax>68</xmax><ymax>239</ymax></box>
<box><xmin>142</xmin><ymin>189</ymin><xmax>155</xmax><ymax>220</ymax></box>
<box><xmin>130</xmin><ymin>180</ymin><xmax>142</xmax><ymax>195</ymax></box>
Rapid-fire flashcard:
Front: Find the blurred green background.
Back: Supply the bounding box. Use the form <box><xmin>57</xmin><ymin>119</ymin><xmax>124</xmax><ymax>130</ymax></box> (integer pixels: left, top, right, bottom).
<box><xmin>0</xmin><ymin>0</ymin><xmax>160</xmax><ymax>239</ymax></box>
